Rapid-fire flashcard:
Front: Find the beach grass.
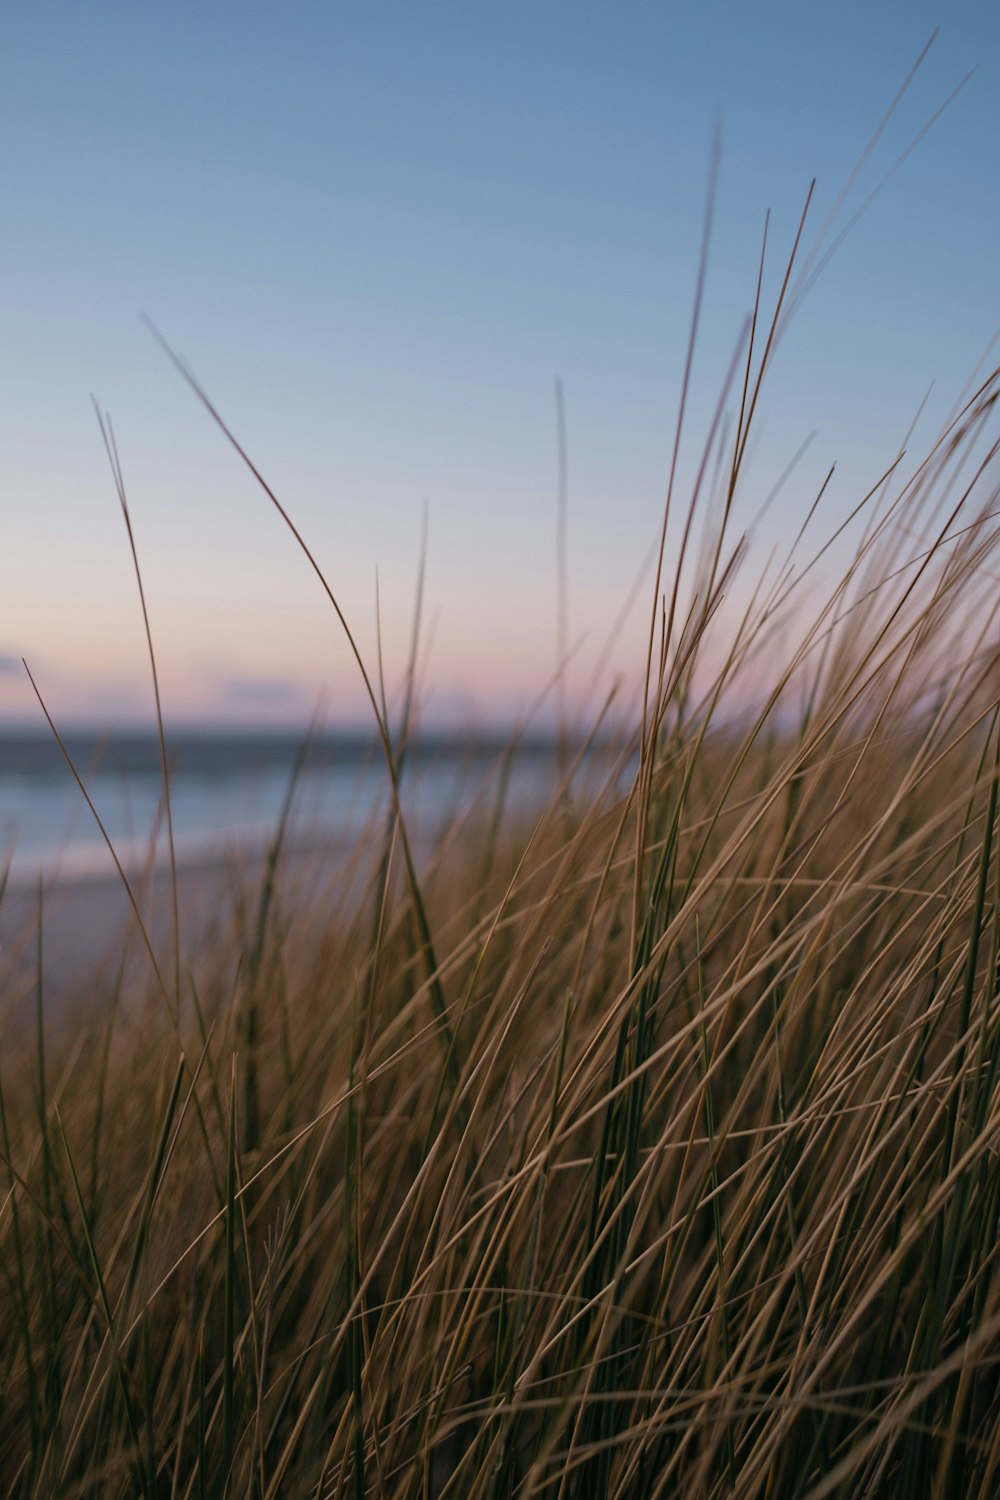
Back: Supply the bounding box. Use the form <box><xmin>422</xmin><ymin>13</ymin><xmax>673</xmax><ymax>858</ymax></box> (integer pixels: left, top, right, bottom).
<box><xmin>6</xmin><ymin>165</ymin><xmax>1000</xmax><ymax>1498</ymax></box>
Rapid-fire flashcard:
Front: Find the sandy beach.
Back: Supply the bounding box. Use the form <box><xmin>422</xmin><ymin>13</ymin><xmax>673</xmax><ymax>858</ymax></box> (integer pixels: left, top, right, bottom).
<box><xmin>0</xmin><ymin>834</ymin><xmax>359</xmax><ymax>1027</ymax></box>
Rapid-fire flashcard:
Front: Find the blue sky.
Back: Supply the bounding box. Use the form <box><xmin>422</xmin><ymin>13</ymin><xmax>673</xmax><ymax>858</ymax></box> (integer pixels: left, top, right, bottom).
<box><xmin>1</xmin><ymin>2</ymin><xmax>997</xmax><ymax>727</ymax></box>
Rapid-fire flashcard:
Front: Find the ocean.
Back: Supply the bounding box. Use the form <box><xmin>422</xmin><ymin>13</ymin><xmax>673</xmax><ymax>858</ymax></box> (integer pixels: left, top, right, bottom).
<box><xmin>0</xmin><ymin>729</ymin><xmax>566</xmax><ymax>890</ymax></box>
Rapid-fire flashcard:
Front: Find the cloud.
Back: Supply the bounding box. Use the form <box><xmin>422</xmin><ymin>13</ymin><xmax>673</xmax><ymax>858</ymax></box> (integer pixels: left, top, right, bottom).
<box><xmin>79</xmin><ymin>683</ymin><xmax>149</xmax><ymax>713</ymax></box>
<box><xmin>0</xmin><ymin>653</ymin><xmax>20</xmax><ymax>676</ymax></box>
<box><xmin>220</xmin><ymin>675</ymin><xmax>306</xmax><ymax>706</ymax></box>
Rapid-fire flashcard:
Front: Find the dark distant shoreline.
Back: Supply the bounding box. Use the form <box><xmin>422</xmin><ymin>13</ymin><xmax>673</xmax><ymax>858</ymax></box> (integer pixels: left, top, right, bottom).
<box><xmin>0</xmin><ymin>727</ymin><xmax>574</xmax><ymax>779</ymax></box>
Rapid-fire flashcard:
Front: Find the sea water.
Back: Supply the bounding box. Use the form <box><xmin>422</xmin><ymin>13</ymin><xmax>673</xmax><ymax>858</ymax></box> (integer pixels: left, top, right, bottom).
<box><xmin>0</xmin><ymin>729</ymin><xmax>564</xmax><ymax>890</ymax></box>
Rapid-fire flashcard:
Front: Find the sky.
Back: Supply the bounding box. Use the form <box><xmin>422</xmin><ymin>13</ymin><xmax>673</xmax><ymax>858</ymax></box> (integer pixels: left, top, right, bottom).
<box><xmin>1</xmin><ymin>2</ymin><xmax>998</xmax><ymax>730</ymax></box>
